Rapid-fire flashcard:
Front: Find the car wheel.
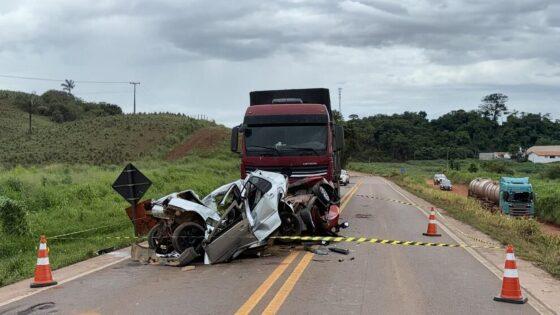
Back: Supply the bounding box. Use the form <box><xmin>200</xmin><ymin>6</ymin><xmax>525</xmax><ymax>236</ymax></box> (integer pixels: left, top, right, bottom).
<box><xmin>148</xmin><ymin>223</ymin><xmax>174</xmax><ymax>255</ymax></box>
<box><xmin>172</xmin><ymin>222</ymin><xmax>205</xmax><ymax>254</ymax></box>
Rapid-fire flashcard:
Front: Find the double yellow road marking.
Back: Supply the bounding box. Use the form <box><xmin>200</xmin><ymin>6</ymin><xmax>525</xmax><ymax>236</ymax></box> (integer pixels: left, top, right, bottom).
<box><xmin>234</xmin><ymin>252</ymin><xmax>299</xmax><ymax>315</ymax></box>
<box><xmin>235</xmin><ymin>181</ymin><xmax>363</xmax><ymax>315</ymax></box>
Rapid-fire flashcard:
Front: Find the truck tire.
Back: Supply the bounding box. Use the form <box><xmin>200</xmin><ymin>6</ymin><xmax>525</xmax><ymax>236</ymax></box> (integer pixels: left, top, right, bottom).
<box><xmin>172</xmin><ymin>222</ymin><xmax>205</xmax><ymax>254</ymax></box>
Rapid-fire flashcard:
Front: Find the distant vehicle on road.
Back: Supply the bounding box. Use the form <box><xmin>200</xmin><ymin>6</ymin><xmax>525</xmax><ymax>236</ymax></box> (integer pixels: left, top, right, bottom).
<box><xmin>439</xmin><ymin>179</ymin><xmax>452</xmax><ymax>191</ymax></box>
<box><xmin>339</xmin><ymin>169</ymin><xmax>350</xmax><ymax>186</ymax></box>
<box><xmin>433</xmin><ymin>173</ymin><xmax>447</xmax><ymax>185</ymax></box>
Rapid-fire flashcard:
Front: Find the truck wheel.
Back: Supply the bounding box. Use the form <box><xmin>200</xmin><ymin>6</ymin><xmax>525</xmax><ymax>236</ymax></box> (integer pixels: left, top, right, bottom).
<box><xmin>172</xmin><ymin>222</ymin><xmax>205</xmax><ymax>254</ymax></box>
<box><xmin>148</xmin><ymin>223</ymin><xmax>174</xmax><ymax>255</ymax></box>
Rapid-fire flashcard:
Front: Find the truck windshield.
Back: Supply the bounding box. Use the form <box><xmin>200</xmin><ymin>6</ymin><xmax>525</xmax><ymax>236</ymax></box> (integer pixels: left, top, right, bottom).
<box><xmin>508</xmin><ymin>192</ymin><xmax>533</xmax><ymax>203</ymax></box>
<box><xmin>245</xmin><ymin>125</ymin><xmax>327</xmax><ymax>156</ymax></box>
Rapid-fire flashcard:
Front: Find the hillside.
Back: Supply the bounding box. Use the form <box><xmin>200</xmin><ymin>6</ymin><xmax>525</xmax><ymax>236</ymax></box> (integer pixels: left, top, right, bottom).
<box><xmin>0</xmin><ymin>102</ymin><xmax>213</xmax><ymax>165</ymax></box>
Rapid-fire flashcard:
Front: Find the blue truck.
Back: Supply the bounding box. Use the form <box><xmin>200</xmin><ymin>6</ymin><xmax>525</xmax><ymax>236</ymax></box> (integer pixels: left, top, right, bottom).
<box><xmin>468</xmin><ymin>177</ymin><xmax>534</xmax><ymax>216</ymax></box>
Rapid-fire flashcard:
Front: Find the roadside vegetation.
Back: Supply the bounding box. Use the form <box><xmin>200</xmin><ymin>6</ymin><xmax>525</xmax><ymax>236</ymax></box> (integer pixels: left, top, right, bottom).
<box><xmin>349</xmin><ymin>160</ymin><xmax>560</xmax><ymax>278</ymax></box>
<box><xmin>0</xmin><ymin>102</ymin><xmax>211</xmax><ymax>165</ymax></box>
<box><xmin>0</xmin><ymin>148</ymin><xmax>239</xmax><ymax>286</ymax></box>
<box><xmin>0</xmin><ymin>91</ymin><xmax>234</xmax><ymax>286</ymax></box>
<box><xmin>0</xmin><ymin>89</ymin><xmax>121</xmax><ymax>123</ymax></box>
<box><xmin>340</xmin><ymin>93</ymin><xmax>560</xmax><ymax>161</ymax></box>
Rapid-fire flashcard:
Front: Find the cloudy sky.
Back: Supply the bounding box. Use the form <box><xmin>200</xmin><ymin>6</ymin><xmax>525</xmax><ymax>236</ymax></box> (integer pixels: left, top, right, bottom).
<box><xmin>1</xmin><ymin>0</ymin><xmax>559</xmax><ymax>125</ymax></box>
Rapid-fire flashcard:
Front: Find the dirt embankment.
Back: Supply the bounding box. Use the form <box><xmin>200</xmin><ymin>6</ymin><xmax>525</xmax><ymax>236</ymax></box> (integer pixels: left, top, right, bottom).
<box><xmin>165</xmin><ymin>127</ymin><xmax>229</xmax><ymax>161</ymax></box>
<box><xmin>425</xmin><ymin>179</ymin><xmax>560</xmax><ymax>236</ymax></box>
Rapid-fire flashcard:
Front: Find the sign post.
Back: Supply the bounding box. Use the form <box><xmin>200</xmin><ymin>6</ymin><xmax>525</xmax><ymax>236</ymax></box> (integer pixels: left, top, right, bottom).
<box><xmin>112</xmin><ymin>163</ymin><xmax>152</xmax><ymax>236</ymax></box>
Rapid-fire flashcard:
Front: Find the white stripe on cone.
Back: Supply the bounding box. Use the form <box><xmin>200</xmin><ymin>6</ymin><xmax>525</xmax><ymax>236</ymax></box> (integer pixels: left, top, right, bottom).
<box><xmin>37</xmin><ymin>257</ymin><xmax>50</xmax><ymax>266</ymax></box>
<box><xmin>506</xmin><ymin>253</ymin><xmax>515</xmax><ymax>260</ymax></box>
<box><xmin>429</xmin><ymin>220</ymin><xmax>437</xmax><ymax>224</ymax></box>
<box><xmin>39</xmin><ymin>243</ymin><xmax>47</xmax><ymax>250</ymax></box>
<box><xmin>503</xmin><ymin>269</ymin><xmax>519</xmax><ymax>278</ymax></box>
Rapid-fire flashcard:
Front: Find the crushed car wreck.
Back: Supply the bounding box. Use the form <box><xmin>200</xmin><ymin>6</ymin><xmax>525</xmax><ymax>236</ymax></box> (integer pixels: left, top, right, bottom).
<box><xmin>143</xmin><ymin>170</ymin><xmax>297</xmax><ymax>265</ymax></box>
<box><xmin>284</xmin><ymin>176</ymin><xmax>348</xmax><ymax>236</ymax></box>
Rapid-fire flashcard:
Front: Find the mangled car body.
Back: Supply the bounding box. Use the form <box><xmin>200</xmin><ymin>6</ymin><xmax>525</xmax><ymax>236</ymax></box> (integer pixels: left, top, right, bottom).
<box><xmin>144</xmin><ymin>170</ymin><xmax>295</xmax><ymax>264</ymax></box>
<box><xmin>284</xmin><ymin>176</ymin><xmax>347</xmax><ymax>236</ymax></box>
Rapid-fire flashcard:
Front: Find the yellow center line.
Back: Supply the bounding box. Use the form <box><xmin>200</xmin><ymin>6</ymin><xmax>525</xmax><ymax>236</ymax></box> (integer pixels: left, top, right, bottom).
<box><xmin>261</xmin><ymin>252</ymin><xmax>315</xmax><ymax>315</ymax></box>
<box><xmin>234</xmin><ymin>251</ymin><xmax>300</xmax><ymax>315</ymax></box>
<box><xmin>261</xmin><ymin>180</ymin><xmax>363</xmax><ymax>314</ymax></box>
<box><xmin>235</xmin><ymin>180</ymin><xmax>363</xmax><ymax>315</ymax></box>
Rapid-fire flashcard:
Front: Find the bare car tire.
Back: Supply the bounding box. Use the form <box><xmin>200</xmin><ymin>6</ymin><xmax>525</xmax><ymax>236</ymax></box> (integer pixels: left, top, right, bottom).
<box><xmin>148</xmin><ymin>223</ymin><xmax>174</xmax><ymax>255</ymax></box>
<box><xmin>172</xmin><ymin>222</ymin><xmax>205</xmax><ymax>254</ymax></box>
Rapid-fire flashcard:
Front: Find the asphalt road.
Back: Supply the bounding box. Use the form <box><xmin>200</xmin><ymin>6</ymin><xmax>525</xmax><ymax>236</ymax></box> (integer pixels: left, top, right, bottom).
<box><xmin>0</xmin><ymin>175</ymin><xmax>540</xmax><ymax>314</ymax></box>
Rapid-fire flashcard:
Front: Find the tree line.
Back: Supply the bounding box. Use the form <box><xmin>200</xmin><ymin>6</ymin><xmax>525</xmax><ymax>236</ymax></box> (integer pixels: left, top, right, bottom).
<box><xmin>0</xmin><ymin>89</ymin><xmax>122</xmax><ymax>123</ymax></box>
<box><xmin>338</xmin><ymin>93</ymin><xmax>560</xmax><ymax>162</ymax></box>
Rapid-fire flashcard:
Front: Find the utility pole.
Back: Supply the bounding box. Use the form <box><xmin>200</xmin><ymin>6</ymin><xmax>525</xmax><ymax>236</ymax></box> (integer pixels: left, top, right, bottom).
<box><xmin>28</xmin><ymin>91</ymin><xmax>36</xmax><ymax>135</ymax></box>
<box><xmin>129</xmin><ymin>82</ymin><xmax>140</xmax><ymax>114</ymax></box>
<box><xmin>338</xmin><ymin>87</ymin><xmax>342</xmax><ymax>114</ymax></box>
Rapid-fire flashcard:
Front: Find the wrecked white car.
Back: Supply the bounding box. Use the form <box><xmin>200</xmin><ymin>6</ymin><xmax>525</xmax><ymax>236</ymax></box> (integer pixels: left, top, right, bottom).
<box><xmin>145</xmin><ymin>170</ymin><xmax>295</xmax><ymax>265</ymax></box>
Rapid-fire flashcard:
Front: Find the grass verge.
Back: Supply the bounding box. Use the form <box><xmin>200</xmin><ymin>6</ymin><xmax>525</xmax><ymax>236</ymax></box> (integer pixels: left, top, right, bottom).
<box><xmin>0</xmin><ymin>149</ymin><xmax>239</xmax><ymax>286</ymax></box>
<box><xmin>350</xmin><ymin>162</ymin><xmax>560</xmax><ymax>278</ymax></box>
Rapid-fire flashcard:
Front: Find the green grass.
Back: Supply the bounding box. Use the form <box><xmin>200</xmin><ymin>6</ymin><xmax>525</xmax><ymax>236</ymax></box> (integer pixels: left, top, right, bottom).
<box><xmin>349</xmin><ymin>161</ymin><xmax>560</xmax><ymax>278</ymax></box>
<box><xmin>0</xmin><ymin>147</ymin><xmax>239</xmax><ymax>286</ymax></box>
<box><xmin>0</xmin><ymin>102</ymin><xmax>211</xmax><ymax>165</ymax></box>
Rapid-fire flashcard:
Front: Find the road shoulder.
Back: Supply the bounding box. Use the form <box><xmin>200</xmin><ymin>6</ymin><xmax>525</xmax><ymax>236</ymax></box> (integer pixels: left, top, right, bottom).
<box><xmin>379</xmin><ymin>176</ymin><xmax>560</xmax><ymax>314</ymax></box>
<box><xmin>0</xmin><ymin>247</ymin><xmax>130</xmax><ymax>308</ymax></box>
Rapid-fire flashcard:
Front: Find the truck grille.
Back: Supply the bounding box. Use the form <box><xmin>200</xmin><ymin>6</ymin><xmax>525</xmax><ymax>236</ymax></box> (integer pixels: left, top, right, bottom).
<box><xmin>245</xmin><ymin>165</ymin><xmax>328</xmax><ymax>178</ymax></box>
<box><xmin>509</xmin><ymin>207</ymin><xmax>533</xmax><ymax>217</ymax></box>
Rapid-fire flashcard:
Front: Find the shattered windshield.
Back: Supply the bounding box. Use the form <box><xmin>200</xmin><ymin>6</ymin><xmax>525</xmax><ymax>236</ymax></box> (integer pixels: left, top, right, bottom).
<box><xmin>245</xmin><ymin>125</ymin><xmax>327</xmax><ymax>156</ymax></box>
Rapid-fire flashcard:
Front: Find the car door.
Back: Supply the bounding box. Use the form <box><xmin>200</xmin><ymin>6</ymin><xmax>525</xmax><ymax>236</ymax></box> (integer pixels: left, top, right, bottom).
<box><xmin>203</xmin><ymin>185</ymin><xmax>258</xmax><ymax>263</ymax></box>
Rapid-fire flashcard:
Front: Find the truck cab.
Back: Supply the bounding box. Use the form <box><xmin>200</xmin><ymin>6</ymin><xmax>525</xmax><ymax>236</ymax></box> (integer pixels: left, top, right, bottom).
<box><xmin>499</xmin><ymin>177</ymin><xmax>534</xmax><ymax>216</ymax></box>
<box><xmin>230</xmin><ymin>88</ymin><xmax>344</xmax><ymax>197</ymax></box>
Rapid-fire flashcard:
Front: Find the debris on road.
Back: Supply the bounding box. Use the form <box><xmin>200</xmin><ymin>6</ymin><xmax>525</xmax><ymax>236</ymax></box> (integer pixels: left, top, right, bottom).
<box><xmin>328</xmin><ymin>247</ymin><xmax>350</xmax><ymax>255</ymax></box>
<box><xmin>304</xmin><ymin>244</ymin><xmax>329</xmax><ymax>255</ymax></box>
<box><xmin>355</xmin><ymin>213</ymin><xmax>371</xmax><ymax>219</ymax></box>
<box><xmin>181</xmin><ymin>265</ymin><xmax>196</xmax><ymax>272</ymax></box>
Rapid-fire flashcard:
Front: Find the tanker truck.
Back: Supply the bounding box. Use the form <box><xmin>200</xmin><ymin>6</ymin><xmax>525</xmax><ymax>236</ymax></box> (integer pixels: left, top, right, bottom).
<box><xmin>468</xmin><ymin>177</ymin><xmax>534</xmax><ymax>216</ymax></box>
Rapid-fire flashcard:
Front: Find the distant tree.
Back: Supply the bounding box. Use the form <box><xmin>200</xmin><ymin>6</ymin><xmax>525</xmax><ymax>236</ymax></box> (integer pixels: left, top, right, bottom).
<box><xmin>479</xmin><ymin>93</ymin><xmax>509</xmax><ymax>122</ymax></box>
<box><xmin>61</xmin><ymin>79</ymin><xmax>75</xmax><ymax>94</ymax></box>
<box><xmin>348</xmin><ymin>114</ymin><xmax>359</xmax><ymax>120</ymax></box>
<box><xmin>331</xmin><ymin>110</ymin><xmax>344</xmax><ymax>124</ymax></box>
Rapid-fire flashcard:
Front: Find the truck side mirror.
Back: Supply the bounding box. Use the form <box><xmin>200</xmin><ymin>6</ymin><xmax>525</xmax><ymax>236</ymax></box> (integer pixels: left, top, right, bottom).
<box><xmin>231</xmin><ymin>126</ymin><xmax>240</xmax><ymax>153</ymax></box>
<box><xmin>334</xmin><ymin>125</ymin><xmax>344</xmax><ymax>151</ymax></box>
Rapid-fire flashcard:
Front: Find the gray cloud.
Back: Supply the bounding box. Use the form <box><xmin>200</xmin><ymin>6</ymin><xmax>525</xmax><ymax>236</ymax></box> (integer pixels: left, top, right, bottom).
<box><xmin>0</xmin><ymin>0</ymin><xmax>559</xmax><ymax>125</ymax></box>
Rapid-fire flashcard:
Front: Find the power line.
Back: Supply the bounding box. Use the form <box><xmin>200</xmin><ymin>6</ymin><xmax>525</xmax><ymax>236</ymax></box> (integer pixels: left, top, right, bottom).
<box><xmin>0</xmin><ymin>74</ymin><xmax>129</xmax><ymax>84</ymax></box>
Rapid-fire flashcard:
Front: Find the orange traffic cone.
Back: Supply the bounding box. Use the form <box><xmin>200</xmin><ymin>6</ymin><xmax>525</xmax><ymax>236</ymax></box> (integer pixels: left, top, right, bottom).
<box><xmin>30</xmin><ymin>235</ymin><xmax>57</xmax><ymax>288</ymax></box>
<box><xmin>422</xmin><ymin>207</ymin><xmax>441</xmax><ymax>237</ymax></box>
<box><xmin>494</xmin><ymin>245</ymin><xmax>527</xmax><ymax>304</ymax></box>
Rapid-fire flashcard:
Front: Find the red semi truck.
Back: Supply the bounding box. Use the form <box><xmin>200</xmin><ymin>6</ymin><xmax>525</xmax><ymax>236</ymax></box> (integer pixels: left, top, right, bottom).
<box><xmin>230</xmin><ymin>88</ymin><xmax>347</xmax><ymax>235</ymax></box>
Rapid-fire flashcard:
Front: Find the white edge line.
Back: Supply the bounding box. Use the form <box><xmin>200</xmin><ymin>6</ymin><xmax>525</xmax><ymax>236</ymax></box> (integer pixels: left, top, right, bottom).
<box><xmin>379</xmin><ymin>177</ymin><xmax>554</xmax><ymax>315</ymax></box>
<box><xmin>0</xmin><ymin>255</ymin><xmax>129</xmax><ymax>308</ymax></box>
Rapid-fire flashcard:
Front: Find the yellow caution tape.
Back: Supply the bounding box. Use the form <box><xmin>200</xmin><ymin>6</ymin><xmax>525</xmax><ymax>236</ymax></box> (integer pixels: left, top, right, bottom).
<box><xmin>272</xmin><ymin>235</ymin><xmax>502</xmax><ymax>250</ymax></box>
<box><xmin>354</xmin><ymin>194</ymin><xmax>499</xmax><ymax>246</ymax></box>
